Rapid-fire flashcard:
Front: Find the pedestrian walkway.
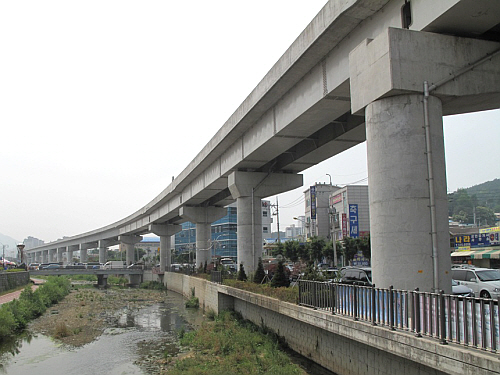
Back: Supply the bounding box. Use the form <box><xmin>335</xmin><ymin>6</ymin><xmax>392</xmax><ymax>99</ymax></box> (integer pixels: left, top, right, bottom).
<box><xmin>0</xmin><ymin>279</ymin><xmax>44</xmax><ymax>305</ymax></box>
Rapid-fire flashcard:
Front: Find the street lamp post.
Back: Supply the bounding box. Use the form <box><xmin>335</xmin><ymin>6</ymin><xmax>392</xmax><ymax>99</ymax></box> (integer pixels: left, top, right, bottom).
<box><xmin>0</xmin><ymin>242</ymin><xmax>7</xmax><ymax>270</ymax></box>
<box><xmin>17</xmin><ymin>243</ymin><xmax>26</xmax><ymax>269</ymax></box>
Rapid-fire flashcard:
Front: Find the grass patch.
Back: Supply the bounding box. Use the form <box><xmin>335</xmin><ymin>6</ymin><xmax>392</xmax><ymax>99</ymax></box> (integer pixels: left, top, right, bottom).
<box><xmin>140</xmin><ymin>281</ymin><xmax>166</xmax><ymax>290</ymax></box>
<box><xmin>170</xmin><ymin>310</ymin><xmax>306</xmax><ymax>375</ymax></box>
<box><xmin>223</xmin><ymin>279</ymin><xmax>298</xmax><ymax>304</ymax></box>
<box><xmin>0</xmin><ymin>276</ymin><xmax>71</xmax><ymax>340</ymax></box>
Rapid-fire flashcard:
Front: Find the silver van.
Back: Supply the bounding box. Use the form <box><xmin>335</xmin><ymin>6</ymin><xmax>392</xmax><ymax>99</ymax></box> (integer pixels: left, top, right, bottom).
<box><xmin>451</xmin><ymin>267</ymin><xmax>500</xmax><ymax>299</ymax></box>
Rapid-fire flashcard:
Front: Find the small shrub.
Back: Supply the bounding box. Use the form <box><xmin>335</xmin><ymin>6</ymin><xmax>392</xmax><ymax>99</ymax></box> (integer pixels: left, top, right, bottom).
<box><xmin>54</xmin><ymin>322</ymin><xmax>71</xmax><ymax>338</ymax></box>
<box><xmin>205</xmin><ymin>308</ymin><xmax>216</xmax><ymax>321</ymax></box>
<box><xmin>139</xmin><ymin>281</ymin><xmax>166</xmax><ymax>290</ymax></box>
<box><xmin>185</xmin><ymin>296</ymin><xmax>199</xmax><ymax>309</ymax></box>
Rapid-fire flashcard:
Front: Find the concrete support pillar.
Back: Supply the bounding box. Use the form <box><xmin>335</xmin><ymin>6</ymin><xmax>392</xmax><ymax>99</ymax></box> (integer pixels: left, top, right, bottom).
<box><xmin>236</xmin><ymin>195</ymin><xmax>263</xmax><ymax>274</ymax></box>
<box><xmin>48</xmin><ymin>249</ymin><xmax>56</xmax><ymax>262</ymax></box>
<box><xmin>366</xmin><ymin>94</ymin><xmax>451</xmax><ymax>292</ymax></box>
<box><xmin>98</xmin><ymin>239</ymin><xmax>119</xmax><ymax>264</ymax></box>
<box><xmin>80</xmin><ymin>249</ymin><xmax>88</xmax><ymax>263</ymax></box>
<box><xmin>67</xmin><ymin>245</ymin><xmax>79</xmax><ymax>265</ymax></box>
<box><xmin>57</xmin><ymin>247</ymin><xmax>65</xmax><ymax>263</ymax></box>
<box><xmin>228</xmin><ymin>171</ymin><xmax>303</xmax><ymax>274</ymax></box>
<box><xmin>36</xmin><ymin>251</ymin><xmax>41</xmax><ymax>263</ymax></box>
<box><xmin>179</xmin><ymin>207</ymin><xmax>226</xmax><ymax>269</ymax></box>
<box><xmin>149</xmin><ymin>224</ymin><xmax>182</xmax><ymax>273</ymax></box>
<box><xmin>98</xmin><ymin>247</ymin><xmax>106</xmax><ymax>264</ymax></box>
<box><xmin>346</xmin><ymin>27</ymin><xmax>500</xmax><ymax>292</ymax></box>
<box><xmin>118</xmin><ymin>235</ymin><xmax>142</xmax><ymax>265</ymax></box>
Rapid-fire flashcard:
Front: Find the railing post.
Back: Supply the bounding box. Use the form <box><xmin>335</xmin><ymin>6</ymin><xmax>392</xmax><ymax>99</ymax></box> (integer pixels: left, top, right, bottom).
<box><xmin>353</xmin><ymin>284</ymin><xmax>358</xmax><ymax>321</ymax></box>
<box><xmin>331</xmin><ymin>283</ymin><xmax>336</xmax><ymax>315</ymax></box>
<box><xmin>313</xmin><ymin>281</ymin><xmax>318</xmax><ymax>310</ymax></box>
<box><xmin>298</xmin><ymin>280</ymin><xmax>302</xmax><ymax>306</ymax></box>
<box><xmin>480</xmin><ymin>298</ymin><xmax>487</xmax><ymax>350</ymax></box>
<box><xmin>489</xmin><ymin>299</ymin><xmax>496</xmax><ymax>353</ymax></box>
<box><xmin>439</xmin><ymin>290</ymin><xmax>447</xmax><ymax>345</ymax></box>
<box><xmin>371</xmin><ymin>284</ymin><xmax>377</xmax><ymax>326</ymax></box>
<box><xmin>414</xmin><ymin>288</ymin><xmax>422</xmax><ymax>337</ymax></box>
<box><xmin>389</xmin><ymin>286</ymin><xmax>395</xmax><ymax>330</ymax></box>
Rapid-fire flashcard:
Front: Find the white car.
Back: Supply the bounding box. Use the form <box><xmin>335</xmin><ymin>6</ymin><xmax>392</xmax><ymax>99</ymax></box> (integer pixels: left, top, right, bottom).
<box><xmin>451</xmin><ymin>267</ymin><xmax>500</xmax><ymax>299</ymax></box>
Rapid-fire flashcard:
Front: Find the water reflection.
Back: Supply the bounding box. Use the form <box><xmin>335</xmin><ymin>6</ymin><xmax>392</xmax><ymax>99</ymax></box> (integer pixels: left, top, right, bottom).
<box><xmin>0</xmin><ymin>291</ymin><xmax>203</xmax><ymax>375</ymax></box>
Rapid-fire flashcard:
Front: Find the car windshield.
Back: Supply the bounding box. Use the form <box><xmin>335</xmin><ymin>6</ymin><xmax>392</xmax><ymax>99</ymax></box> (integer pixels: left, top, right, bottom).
<box><xmin>476</xmin><ymin>270</ymin><xmax>500</xmax><ymax>282</ymax></box>
<box><xmin>365</xmin><ymin>270</ymin><xmax>372</xmax><ymax>281</ymax></box>
<box><xmin>451</xmin><ymin>279</ymin><xmax>458</xmax><ymax>286</ymax></box>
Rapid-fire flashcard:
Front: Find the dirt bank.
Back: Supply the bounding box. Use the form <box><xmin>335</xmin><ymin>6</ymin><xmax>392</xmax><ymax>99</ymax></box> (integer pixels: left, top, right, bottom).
<box><xmin>29</xmin><ymin>287</ymin><xmax>168</xmax><ymax>347</ymax></box>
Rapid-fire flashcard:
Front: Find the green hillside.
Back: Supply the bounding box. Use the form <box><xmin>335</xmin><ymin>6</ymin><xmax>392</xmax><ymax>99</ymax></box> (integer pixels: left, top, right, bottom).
<box><xmin>448</xmin><ymin>179</ymin><xmax>500</xmax><ymax>225</ymax></box>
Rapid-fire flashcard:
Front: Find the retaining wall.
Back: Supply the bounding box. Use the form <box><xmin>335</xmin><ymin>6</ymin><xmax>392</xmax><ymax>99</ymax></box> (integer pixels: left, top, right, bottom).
<box><xmin>165</xmin><ymin>273</ymin><xmax>499</xmax><ymax>375</ymax></box>
<box><xmin>0</xmin><ymin>271</ymin><xmax>30</xmax><ymax>293</ymax></box>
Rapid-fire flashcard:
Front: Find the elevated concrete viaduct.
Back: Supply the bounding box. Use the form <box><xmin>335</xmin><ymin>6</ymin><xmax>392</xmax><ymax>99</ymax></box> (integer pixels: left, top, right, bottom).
<box><xmin>27</xmin><ymin>0</ymin><xmax>500</xmax><ymax>291</ymax></box>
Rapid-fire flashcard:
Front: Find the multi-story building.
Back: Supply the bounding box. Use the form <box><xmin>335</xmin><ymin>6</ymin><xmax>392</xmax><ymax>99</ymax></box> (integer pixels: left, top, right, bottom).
<box><xmin>285</xmin><ymin>224</ymin><xmax>303</xmax><ymax>239</ymax></box>
<box><xmin>23</xmin><ymin>236</ymin><xmax>45</xmax><ymax>250</ymax></box>
<box><xmin>304</xmin><ymin>183</ymin><xmax>341</xmax><ymax>239</ymax></box>
<box><xmin>329</xmin><ymin>185</ymin><xmax>370</xmax><ymax>241</ymax></box>
<box><xmin>174</xmin><ymin>200</ymin><xmax>273</xmax><ymax>263</ymax></box>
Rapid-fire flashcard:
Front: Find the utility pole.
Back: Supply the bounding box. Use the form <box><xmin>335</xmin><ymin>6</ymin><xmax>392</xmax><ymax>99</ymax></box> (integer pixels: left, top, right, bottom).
<box><xmin>271</xmin><ymin>197</ymin><xmax>280</xmax><ymax>246</ymax></box>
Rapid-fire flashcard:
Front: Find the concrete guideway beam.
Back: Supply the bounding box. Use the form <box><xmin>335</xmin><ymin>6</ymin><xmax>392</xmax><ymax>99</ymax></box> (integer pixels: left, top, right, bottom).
<box><xmin>148</xmin><ymin>224</ymin><xmax>182</xmax><ymax>273</ymax></box>
<box><xmin>349</xmin><ymin>27</ymin><xmax>500</xmax><ymax>115</ymax></box>
<box><xmin>228</xmin><ymin>171</ymin><xmax>303</xmax><ymax>273</ymax></box>
<box><xmin>118</xmin><ymin>235</ymin><xmax>143</xmax><ymax>265</ymax></box>
<box><xmin>179</xmin><ymin>207</ymin><xmax>226</xmax><ymax>269</ymax></box>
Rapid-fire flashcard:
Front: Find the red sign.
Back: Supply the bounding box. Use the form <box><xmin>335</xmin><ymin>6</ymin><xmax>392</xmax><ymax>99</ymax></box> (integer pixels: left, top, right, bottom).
<box><xmin>342</xmin><ymin>213</ymin><xmax>347</xmax><ymax>238</ymax></box>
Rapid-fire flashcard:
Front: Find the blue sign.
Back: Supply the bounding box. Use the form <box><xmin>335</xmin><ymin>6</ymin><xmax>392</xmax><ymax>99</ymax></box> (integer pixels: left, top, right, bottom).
<box><xmin>454</xmin><ymin>232</ymin><xmax>500</xmax><ymax>248</ymax></box>
<box><xmin>349</xmin><ymin>204</ymin><xmax>359</xmax><ymax>238</ymax></box>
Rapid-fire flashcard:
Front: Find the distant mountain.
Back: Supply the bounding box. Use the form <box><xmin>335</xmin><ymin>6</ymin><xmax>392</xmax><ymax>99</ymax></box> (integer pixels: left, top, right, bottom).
<box><xmin>464</xmin><ymin>179</ymin><xmax>500</xmax><ymax>211</ymax></box>
<box><xmin>0</xmin><ymin>233</ymin><xmax>20</xmax><ymax>258</ymax></box>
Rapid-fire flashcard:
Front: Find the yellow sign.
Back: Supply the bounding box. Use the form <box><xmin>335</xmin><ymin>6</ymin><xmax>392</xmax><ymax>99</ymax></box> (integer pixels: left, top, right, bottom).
<box><xmin>479</xmin><ymin>227</ymin><xmax>500</xmax><ymax>234</ymax></box>
<box><xmin>457</xmin><ymin>246</ymin><xmax>471</xmax><ymax>252</ymax></box>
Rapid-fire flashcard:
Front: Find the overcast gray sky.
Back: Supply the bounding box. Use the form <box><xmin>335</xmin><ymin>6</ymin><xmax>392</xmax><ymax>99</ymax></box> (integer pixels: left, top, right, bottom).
<box><xmin>1</xmin><ymin>1</ymin><xmax>499</xmax><ymax>243</ymax></box>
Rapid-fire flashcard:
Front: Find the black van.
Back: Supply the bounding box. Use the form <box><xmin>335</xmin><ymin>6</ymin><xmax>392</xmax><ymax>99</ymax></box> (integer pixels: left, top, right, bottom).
<box><xmin>339</xmin><ymin>267</ymin><xmax>372</xmax><ymax>286</ymax></box>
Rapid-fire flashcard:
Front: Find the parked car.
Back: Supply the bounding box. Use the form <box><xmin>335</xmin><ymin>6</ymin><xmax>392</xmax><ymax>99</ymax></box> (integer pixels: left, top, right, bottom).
<box><xmin>451</xmin><ymin>267</ymin><xmax>500</xmax><ymax>299</ymax></box>
<box><xmin>103</xmin><ymin>261</ymin><xmax>126</xmax><ymax>269</ymax></box>
<box><xmin>339</xmin><ymin>267</ymin><xmax>372</xmax><ymax>286</ymax></box>
<box><xmin>41</xmin><ymin>264</ymin><xmax>60</xmax><ymax>270</ymax></box>
<box><xmin>451</xmin><ymin>279</ymin><xmax>474</xmax><ymax>297</ymax></box>
<box><xmin>28</xmin><ymin>263</ymin><xmax>40</xmax><ymax>270</ymax></box>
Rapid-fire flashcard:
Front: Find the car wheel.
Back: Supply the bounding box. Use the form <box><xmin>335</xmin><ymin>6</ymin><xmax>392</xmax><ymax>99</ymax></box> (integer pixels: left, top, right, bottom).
<box><xmin>480</xmin><ymin>290</ymin><xmax>491</xmax><ymax>299</ymax></box>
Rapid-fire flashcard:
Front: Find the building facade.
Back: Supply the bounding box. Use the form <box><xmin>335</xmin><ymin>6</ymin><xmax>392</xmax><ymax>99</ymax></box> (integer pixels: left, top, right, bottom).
<box><xmin>304</xmin><ymin>184</ymin><xmax>341</xmax><ymax>239</ymax></box>
<box><xmin>329</xmin><ymin>185</ymin><xmax>370</xmax><ymax>242</ymax></box>
<box><xmin>175</xmin><ymin>200</ymin><xmax>272</xmax><ymax>263</ymax></box>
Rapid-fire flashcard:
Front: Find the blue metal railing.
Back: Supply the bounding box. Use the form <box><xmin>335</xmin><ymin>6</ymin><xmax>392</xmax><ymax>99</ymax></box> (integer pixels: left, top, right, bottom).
<box><xmin>298</xmin><ymin>280</ymin><xmax>500</xmax><ymax>352</ymax></box>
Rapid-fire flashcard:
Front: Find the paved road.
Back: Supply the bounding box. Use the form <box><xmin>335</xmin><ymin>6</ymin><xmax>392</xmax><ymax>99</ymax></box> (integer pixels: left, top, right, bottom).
<box><xmin>0</xmin><ymin>279</ymin><xmax>45</xmax><ymax>305</ymax></box>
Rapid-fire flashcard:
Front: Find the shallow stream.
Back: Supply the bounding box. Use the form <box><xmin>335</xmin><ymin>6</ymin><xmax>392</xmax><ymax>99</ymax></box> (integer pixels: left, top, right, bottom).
<box><xmin>0</xmin><ymin>291</ymin><xmax>204</xmax><ymax>375</ymax></box>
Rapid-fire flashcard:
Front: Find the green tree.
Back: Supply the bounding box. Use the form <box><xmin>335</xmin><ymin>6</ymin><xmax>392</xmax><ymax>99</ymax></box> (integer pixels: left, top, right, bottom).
<box><xmin>271</xmin><ymin>260</ymin><xmax>289</xmax><ymax>288</ymax></box>
<box><xmin>284</xmin><ymin>240</ymin><xmax>299</xmax><ymax>263</ymax></box>
<box><xmin>357</xmin><ymin>235</ymin><xmax>371</xmax><ymax>260</ymax></box>
<box><xmin>270</xmin><ymin>242</ymin><xmax>284</xmax><ymax>257</ymax></box>
<box><xmin>253</xmin><ymin>257</ymin><xmax>266</xmax><ymax>284</ymax></box>
<box><xmin>323</xmin><ymin>240</ymin><xmax>342</xmax><ymax>266</ymax></box>
<box><xmin>476</xmin><ymin>206</ymin><xmax>496</xmax><ymax>226</ymax></box>
<box><xmin>342</xmin><ymin>237</ymin><xmax>359</xmax><ymax>265</ymax></box>
<box><xmin>237</xmin><ymin>263</ymin><xmax>247</xmax><ymax>281</ymax></box>
<box><xmin>308</xmin><ymin>236</ymin><xmax>325</xmax><ymax>264</ymax></box>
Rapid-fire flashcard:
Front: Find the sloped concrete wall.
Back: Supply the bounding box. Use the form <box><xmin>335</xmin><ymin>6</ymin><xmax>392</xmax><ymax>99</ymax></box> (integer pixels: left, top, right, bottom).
<box><xmin>0</xmin><ymin>271</ymin><xmax>30</xmax><ymax>293</ymax></box>
<box><xmin>165</xmin><ymin>273</ymin><xmax>498</xmax><ymax>375</ymax></box>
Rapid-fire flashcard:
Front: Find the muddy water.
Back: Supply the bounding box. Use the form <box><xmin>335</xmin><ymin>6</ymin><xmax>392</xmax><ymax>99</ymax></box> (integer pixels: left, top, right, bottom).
<box><xmin>0</xmin><ymin>290</ymin><xmax>336</xmax><ymax>375</ymax></box>
<box><xmin>0</xmin><ymin>291</ymin><xmax>204</xmax><ymax>375</ymax></box>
